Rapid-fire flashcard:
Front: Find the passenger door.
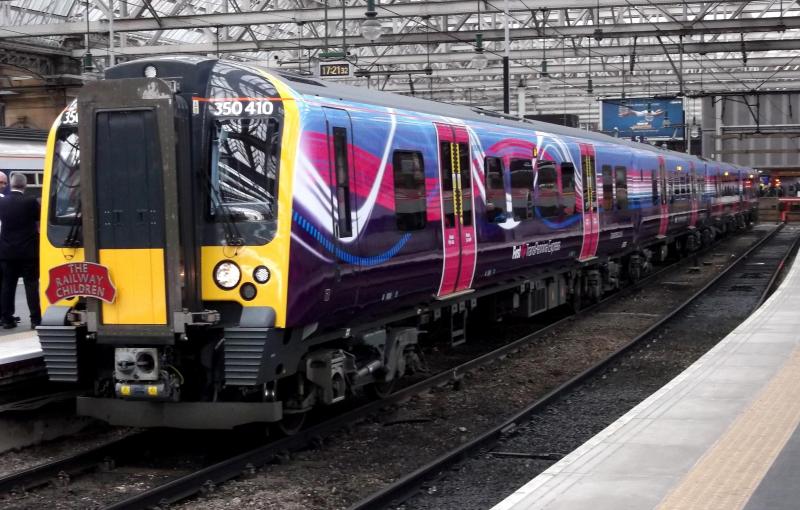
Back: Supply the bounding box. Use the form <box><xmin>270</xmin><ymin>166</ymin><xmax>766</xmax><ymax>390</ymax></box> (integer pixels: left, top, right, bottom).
<box><xmin>689</xmin><ymin>162</ymin><xmax>699</xmax><ymax>228</ymax></box>
<box><xmin>658</xmin><ymin>155</ymin><xmax>669</xmax><ymax>238</ymax></box>
<box><xmin>434</xmin><ymin>123</ymin><xmax>476</xmax><ymax>297</ymax></box>
<box><xmin>578</xmin><ymin>142</ymin><xmax>599</xmax><ymax>261</ymax></box>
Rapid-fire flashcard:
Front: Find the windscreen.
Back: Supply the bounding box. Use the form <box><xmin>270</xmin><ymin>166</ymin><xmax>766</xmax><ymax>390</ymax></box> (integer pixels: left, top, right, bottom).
<box><xmin>50</xmin><ymin>126</ymin><xmax>81</xmax><ymax>227</ymax></box>
<box><xmin>210</xmin><ymin>117</ymin><xmax>280</xmax><ymax>223</ymax></box>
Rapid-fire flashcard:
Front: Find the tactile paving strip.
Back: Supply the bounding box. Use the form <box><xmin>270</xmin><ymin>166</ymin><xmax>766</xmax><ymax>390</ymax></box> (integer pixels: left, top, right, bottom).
<box><xmin>657</xmin><ymin>344</ymin><xmax>800</xmax><ymax>510</ymax></box>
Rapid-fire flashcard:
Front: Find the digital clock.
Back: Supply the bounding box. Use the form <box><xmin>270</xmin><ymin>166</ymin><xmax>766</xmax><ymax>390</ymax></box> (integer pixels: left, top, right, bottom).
<box><xmin>319</xmin><ymin>63</ymin><xmax>351</xmax><ymax>77</ymax></box>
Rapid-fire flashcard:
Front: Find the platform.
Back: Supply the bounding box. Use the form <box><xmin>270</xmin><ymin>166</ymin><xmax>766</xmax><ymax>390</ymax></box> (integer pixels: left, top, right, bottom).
<box><xmin>0</xmin><ymin>331</ymin><xmax>41</xmax><ymax>364</ymax></box>
<box><xmin>0</xmin><ymin>283</ymin><xmax>44</xmax><ymax>365</ymax></box>
<box><xmin>493</xmin><ymin>246</ymin><xmax>800</xmax><ymax>510</ymax></box>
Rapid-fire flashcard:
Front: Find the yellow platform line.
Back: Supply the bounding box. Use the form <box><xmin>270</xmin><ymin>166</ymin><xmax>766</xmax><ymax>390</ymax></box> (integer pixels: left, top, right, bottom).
<box><xmin>657</xmin><ymin>345</ymin><xmax>800</xmax><ymax>510</ymax></box>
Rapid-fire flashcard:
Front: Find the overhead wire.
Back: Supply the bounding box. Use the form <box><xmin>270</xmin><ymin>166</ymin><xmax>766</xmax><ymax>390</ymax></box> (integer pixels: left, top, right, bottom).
<box><xmin>3</xmin><ymin>0</ymin><xmax>797</xmax><ymax>100</ymax></box>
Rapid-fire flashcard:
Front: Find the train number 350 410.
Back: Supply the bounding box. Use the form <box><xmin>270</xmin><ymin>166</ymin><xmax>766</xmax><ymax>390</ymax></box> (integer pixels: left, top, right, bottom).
<box><xmin>210</xmin><ymin>100</ymin><xmax>274</xmax><ymax>117</ymax></box>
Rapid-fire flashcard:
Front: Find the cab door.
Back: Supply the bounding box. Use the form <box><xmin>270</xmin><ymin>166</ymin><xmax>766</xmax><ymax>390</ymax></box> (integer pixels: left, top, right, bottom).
<box><xmin>434</xmin><ymin>123</ymin><xmax>476</xmax><ymax>297</ymax></box>
<box><xmin>578</xmin><ymin>142</ymin><xmax>599</xmax><ymax>261</ymax></box>
<box><xmin>77</xmin><ymin>78</ymin><xmax>184</xmax><ymax>337</ymax></box>
<box><xmin>323</xmin><ymin>107</ymin><xmax>361</xmax><ymax>309</ymax></box>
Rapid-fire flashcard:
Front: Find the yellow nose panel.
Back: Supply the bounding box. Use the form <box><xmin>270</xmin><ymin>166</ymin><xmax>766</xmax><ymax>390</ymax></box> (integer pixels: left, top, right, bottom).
<box><xmin>99</xmin><ymin>249</ymin><xmax>167</xmax><ymax>325</ymax></box>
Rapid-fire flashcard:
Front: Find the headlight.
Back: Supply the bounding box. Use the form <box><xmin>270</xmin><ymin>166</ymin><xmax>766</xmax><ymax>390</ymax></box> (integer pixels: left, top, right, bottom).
<box><xmin>240</xmin><ymin>283</ymin><xmax>257</xmax><ymax>301</ymax></box>
<box><xmin>253</xmin><ymin>265</ymin><xmax>271</xmax><ymax>284</ymax></box>
<box><xmin>213</xmin><ymin>260</ymin><xmax>241</xmax><ymax>289</ymax></box>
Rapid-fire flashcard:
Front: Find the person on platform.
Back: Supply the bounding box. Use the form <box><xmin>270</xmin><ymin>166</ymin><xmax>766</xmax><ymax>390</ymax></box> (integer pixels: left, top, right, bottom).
<box><xmin>0</xmin><ymin>173</ymin><xmax>41</xmax><ymax>329</ymax></box>
<box><xmin>0</xmin><ymin>172</ymin><xmax>7</xmax><ymax>325</ymax></box>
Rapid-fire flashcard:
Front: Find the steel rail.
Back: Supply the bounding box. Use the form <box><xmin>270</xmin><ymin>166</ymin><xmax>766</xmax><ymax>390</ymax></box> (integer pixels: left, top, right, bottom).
<box><xmin>0</xmin><ymin>431</ymin><xmax>154</xmax><ymax>494</ymax></box>
<box><xmin>347</xmin><ymin>224</ymin><xmax>790</xmax><ymax>510</ymax></box>
<box><xmin>0</xmin><ymin>390</ymin><xmax>82</xmax><ymax>413</ymax></box>
<box><xmin>755</xmin><ymin>224</ymin><xmax>799</xmax><ymax>309</ymax></box>
<box><xmin>100</xmin><ymin>227</ymin><xmax>777</xmax><ymax>510</ymax></box>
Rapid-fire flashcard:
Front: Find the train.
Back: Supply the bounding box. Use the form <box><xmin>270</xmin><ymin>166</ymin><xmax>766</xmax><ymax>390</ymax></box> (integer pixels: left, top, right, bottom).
<box><xmin>37</xmin><ymin>56</ymin><xmax>757</xmax><ymax>431</ymax></box>
<box><xmin>0</xmin><ymin>127</ymin><xmax>46</xmax><ymax>197</ymax></box>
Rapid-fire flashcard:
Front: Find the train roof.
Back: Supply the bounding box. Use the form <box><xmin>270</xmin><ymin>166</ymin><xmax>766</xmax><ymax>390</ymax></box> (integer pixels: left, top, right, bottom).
<box><xmin>107</xmin><ymin>56</ymin><xmax>745</xmax><ymax>170</ymax></box>
<box><xmin>0</xmin><ymin>127</ymin><xmax>48</xmax><ymax>142</ymax></box>
<box><xmin>0</xmin><ymin>134</ymin><xmax>45</xmax><ymax>171</ymax></box>
<box><xmin>259</xmin><ymin>65</ymin><xmax>712</xmax><ymax>164</ymax></box>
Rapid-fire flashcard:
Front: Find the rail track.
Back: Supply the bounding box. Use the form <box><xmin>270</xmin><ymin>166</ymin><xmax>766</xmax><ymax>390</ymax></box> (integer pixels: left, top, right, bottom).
<box><xmin>0</xmin><ymin>225</ymin><xmax>780</xmax><ymax>510</ymax></box>
<box><xmin>348</xmin><ymin>224</ymin><xmax>798</xmax><ymax>510</ymax></box>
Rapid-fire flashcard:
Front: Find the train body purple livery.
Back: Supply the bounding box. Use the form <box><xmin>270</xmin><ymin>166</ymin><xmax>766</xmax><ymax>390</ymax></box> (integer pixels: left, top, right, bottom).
<box><xmin>38</xmin><ymin>57</ymin><xmax>757</xmax><ymax>429</ymax></box>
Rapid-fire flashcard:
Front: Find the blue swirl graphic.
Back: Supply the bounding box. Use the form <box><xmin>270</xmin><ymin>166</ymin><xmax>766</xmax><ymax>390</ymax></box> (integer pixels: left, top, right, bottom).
<box><xmin>535</xmin><ymin>208</ymin><xmax>583</xmax><ymax>229</ymax></box>
<box><xmin>293</xmin><ymin>212</ymin><xmax>411</xmax><ymax>266</ymax></box>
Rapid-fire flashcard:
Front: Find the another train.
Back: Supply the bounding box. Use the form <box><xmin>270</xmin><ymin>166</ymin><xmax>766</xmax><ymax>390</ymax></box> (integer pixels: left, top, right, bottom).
<box><xmin>37</xmin><ymin>57</ymin><xmax>757</xmax><ymax>430</ymax></box>
<box><xmin>0</xmin><ymin>127</ymin><xmax>46</xmax><ymax>197</ymax></box>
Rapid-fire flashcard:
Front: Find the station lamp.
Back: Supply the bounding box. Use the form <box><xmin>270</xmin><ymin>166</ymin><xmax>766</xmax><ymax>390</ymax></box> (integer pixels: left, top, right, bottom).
<box><xmin>471</xmin><ymin>33</ymin><xmax>489</xmax><ymax>70</ymax></box>
<box><xmin>361</xmin><ymin>0</ymin><xmax>383</xmax><ymax>42</ymax></box>
<box><xmin>83</xmin><ymin>51</ymin><xmax>95</xmax><ymax>73</ymax></box>
<box><xmin>538</xmin><ymin>60</ymin><xmax>551</xmax><ymax>93</ymax></box>
<box><xmin>538</xmin><ymin>13</ymin><xmax>550</xmax><ymax>94</ymax></box>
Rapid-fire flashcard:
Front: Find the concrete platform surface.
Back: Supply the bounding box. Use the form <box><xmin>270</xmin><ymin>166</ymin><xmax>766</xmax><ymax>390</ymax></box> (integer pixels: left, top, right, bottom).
<box><xmin>493</xmin><ymin>246</ymin><xmax>800</xmax><ymax>510</ymax></box>
<box><xmin>0</xmin><ymin>283</ymin><xmax>43</xmax><ymax>364</ymax></box>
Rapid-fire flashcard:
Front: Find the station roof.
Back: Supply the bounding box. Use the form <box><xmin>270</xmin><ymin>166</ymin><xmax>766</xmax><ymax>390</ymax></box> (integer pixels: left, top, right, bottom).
<box><xmin>1</xmin><ymin>0</ymin><xmax>799</xmax><ymax>126</ymax></box>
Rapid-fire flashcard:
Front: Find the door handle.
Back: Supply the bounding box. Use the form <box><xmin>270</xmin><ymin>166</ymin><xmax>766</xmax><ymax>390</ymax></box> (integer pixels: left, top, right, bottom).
<box><xmin>136</xmin><ymin>209</ymin><xmax>148</xmax><ymax>224</ymax></box>
<box><xmin>113</xmin><ymin>209</ymin><xmax>123</xmax><ymax>224</ymax></box>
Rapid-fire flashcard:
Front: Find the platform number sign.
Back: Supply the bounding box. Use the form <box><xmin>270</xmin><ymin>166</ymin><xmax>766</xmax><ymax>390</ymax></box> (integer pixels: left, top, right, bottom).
<box><xmin>319</xmin><ymin>63</ymin><xmax>351</xmax><ymax>77</ymax></box>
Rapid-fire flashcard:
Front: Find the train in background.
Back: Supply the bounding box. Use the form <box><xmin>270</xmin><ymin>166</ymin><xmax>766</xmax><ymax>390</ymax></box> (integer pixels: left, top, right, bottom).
<box><xmin>0</xmin><ymin>127</ymin><xmax>46</xmax><ymax>197</ymax></box>
<box><xmin>37</xmin><ymin>57</ymin><xmax>757</xmax><ymax>431</ymax></box>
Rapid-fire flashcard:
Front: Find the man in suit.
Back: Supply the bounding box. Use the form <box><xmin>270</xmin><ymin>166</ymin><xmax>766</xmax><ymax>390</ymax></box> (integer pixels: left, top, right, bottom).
<box><xmin>0</xmin><ymin>172</ymin><xmax>7</xmax><ymax>325</ymax></box>
<box><xmin>0</xmin><ymin>173</ymin><xmax>41</xmax><ymax>329</ymax></box>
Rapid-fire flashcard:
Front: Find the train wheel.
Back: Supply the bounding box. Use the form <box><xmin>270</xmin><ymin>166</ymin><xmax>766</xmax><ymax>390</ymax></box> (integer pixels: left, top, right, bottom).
<box><xmin>276</xmin><ymin>411</ymin><xmax>307</xmax><ymax>436</ymax></box>
<box><xmin>626</xmin><ymin>255</ymin><xmax>642</xmax><ymax>283</ymax></box>
<box><xmin>571</xmin><ymin>281</ymin><xmax>583</xmax><ymax>313</ymax></box>
<box><xmin>366</xmin><ymin>378</ymin><xmax>397</xmax><ymax>399</ymax></box>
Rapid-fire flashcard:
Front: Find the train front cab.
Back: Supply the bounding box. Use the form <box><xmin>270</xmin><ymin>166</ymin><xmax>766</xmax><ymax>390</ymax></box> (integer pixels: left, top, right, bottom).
<box><xmin>37</xmin><ymin>69</ymin><xmax>297</xmax><ymax>429</ymax></box>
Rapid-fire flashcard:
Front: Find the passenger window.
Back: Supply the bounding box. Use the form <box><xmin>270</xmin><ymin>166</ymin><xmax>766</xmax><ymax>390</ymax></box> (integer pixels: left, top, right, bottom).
<box><xmin>700</xmin><ymin>169</ymin><xmax>706</xmax><ymax>196</ymax></box>
<box><xmin>211</xmin><ymin>117</ymin><xmax>280</xmax><ymax>223</ymax></box>
<box><xmin>458</xmin><ymin>142</ymin><xmax>473</xmax><ymax>227</ymax></box>
<box><xmin>651</xmin><ymin>169</ymin><xmax>659</xmax><ymax>205</ymax></box>
<box><xmin>614</xmin><ymin>166</ymin><xmax>628</xmax><ymax>210</ymax></box>
<box><xmin>509</xmin><ymin>158</ymin><xmax>533</xmax><ymax>220</ymax></box>
<box><xmin>670</xmin><ymin>172</ymin><xmax>677</xmax><ymax>200</ymax></box>
<box><xmin>485</xmin><ymin>157</ymin><xmax>507</xmax><ymax>222</ymax></box>
<box><xmin>561</xmin><ymin>162</ymin><xmax>576</xmax><ymax>215</ymax></box>
<box><xmin>393</xmin><ymin>151</ymin><xmax>426</xmax><ymax>231</ymax></box>
<box><xmin>439</xmin><ymin>142</ymin><xmax>455</xmax><ymax>228</ymax></box>
<box><xmin>602</xmin><ymin>164</ymin><xmax>613</xmax><ymax>211</ymax></box>
<box><xmin>536</xmin><ymin>161</ymin><xmax>560</xmax><ymax>219</ymax></box>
